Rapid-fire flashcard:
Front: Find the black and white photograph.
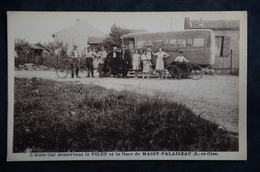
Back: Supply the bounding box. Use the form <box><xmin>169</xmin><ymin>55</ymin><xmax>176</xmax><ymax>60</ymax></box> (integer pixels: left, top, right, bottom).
<box><xmin>7</xmin><ymin>11</ymin><xmax>247</xmax><ymax>161</ymax></box>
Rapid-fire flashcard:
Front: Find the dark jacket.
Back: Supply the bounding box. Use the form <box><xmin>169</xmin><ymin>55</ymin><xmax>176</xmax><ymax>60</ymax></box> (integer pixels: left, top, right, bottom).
<box><xmin>107</xmin><ymin>51</ymin><xmax>121</xmax><ymax>67</ymax></box>
<box><xmin>120</xmin><ymin>49</ymin><xmax>131</xmax><ymax>69</ymax></box>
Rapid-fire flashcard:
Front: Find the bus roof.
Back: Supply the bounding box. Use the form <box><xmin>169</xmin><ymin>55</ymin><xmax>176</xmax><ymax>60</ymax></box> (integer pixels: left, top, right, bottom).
<box><xmin>121</xmin><ymin>29</ymin><xmax>214</xmax><ymax>39</ymax></box>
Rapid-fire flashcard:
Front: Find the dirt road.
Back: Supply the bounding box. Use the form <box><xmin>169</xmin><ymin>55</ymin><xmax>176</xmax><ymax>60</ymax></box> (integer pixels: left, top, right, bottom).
<box><xmin>14</xmin><ymin>70</ymin><xmax>239</xmax><ymax>133</ymax></box>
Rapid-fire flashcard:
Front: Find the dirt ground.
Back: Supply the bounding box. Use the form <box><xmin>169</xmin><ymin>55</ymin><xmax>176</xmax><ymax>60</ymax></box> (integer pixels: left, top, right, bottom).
<box><xmin>14</xmin><ymin>70</ymin><xmax>239</xmax><ymax>133</ymax></box>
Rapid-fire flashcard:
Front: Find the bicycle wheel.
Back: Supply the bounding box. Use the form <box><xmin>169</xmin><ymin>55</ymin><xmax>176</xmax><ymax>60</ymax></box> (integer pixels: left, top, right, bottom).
<box><xmin>189</xmin><ymin>65</ymin><xmax>203</xmax><ymax>80</ymax></box>
<box><xmin>76</xmin><ymin>65</ymin><xmax>89</xmax><ymax>78</ymax></box>
<box><xmin>103</xmin><ymin>65</ymin><xmax>112</xmax><ymax>77</ymax></box>
<box><xmin>166</xmin><ymin>65</ymin><xmax>179</xmax><ymax>79</ymax></box>
<box><xmin>56</xmin><ymin>63</ymin><xmax>69</xmax><ymax>78</ymax></box>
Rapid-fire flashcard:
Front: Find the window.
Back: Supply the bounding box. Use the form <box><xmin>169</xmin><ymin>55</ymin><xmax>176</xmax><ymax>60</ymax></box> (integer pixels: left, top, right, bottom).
<box><xmin>169</xmin><ymin>38</ymin><xmax>186</xmax><ymax>47</ymax></box>
<box><xmin>187</xmin><ymin>36</ymin><xmax>205</xmax><ymax>47</ymax></box>
<box><xmin>151</xmin><ymin>37</ymin><xmax>169</xmax><ymax>48</ymax></box>
<box><xmin>147</xmin><ymin>39</ymin><xmax>153</xmax><ymax>47</ymax></box>
<box><xmin>193</xmin><ymin>38</ymin><xmax>204</xmax><ymax>46</ymax></box>
<box><xmin>215</xmin><ymin>36</ymin><xmax>224</xmax><ymax>57</ymax></box>
<box><xmin>123</xmin><ymin>38</ymin><xmax>135</xmax><ymax>49</ymax></box>
<box><xmin>187</xmin><ymin>39</ymin><xmax>192</xmax><ymax>47</ymax></box>
<box><xmin>136</xmin><ymin>37</ymin><xmax>147</xmax><ymax>48</ymax></box>
<box><xmin>162</xmin><ymin>39</ymin><xmax>169</xmax><ymax>47</ymax></box>
<box><xmin>152</xmin><ymin>37</ymin><xmax>162</xmax><ymax>48</ymax></box>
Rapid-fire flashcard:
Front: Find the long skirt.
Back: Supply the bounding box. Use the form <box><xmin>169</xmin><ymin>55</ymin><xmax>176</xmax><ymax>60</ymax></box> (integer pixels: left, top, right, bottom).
<box><xmin>142</xmin><ymin>60</ymin><xmax>152</xmax><ymax>73</ymax></box>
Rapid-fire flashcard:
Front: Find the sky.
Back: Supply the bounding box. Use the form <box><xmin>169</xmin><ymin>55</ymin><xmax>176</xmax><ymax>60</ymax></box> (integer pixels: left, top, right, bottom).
<box><xmin>8</xmin><ymin>12</ymin><xmax>245</xmax><ymax>44</ymax></box>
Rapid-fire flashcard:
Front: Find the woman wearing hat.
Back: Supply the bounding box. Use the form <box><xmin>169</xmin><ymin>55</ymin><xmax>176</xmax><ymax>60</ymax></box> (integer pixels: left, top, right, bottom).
<box><xmin>151</xmin><ymin>47</ymin><xmax>169</xmax><ymax>79</ymax></box>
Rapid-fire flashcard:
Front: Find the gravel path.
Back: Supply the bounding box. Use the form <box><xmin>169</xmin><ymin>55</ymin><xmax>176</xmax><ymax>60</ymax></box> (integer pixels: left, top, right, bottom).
<box><xmin>14</xmin><ymin>70</ymin><xmax>239</xmax><ymax>133</ymax></box>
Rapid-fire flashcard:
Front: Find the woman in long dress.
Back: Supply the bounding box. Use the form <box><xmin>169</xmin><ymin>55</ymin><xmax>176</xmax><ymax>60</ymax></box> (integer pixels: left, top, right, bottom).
<box><xmin>141</xmin><ymin>49</ymin><xmax>153</xmax><ymax>79</ymax></box>
<box><xmin>132</xmin><ymin>49</ymin><xmax>141</xmax><ymax>79</ymax></box>
<box><xmin>152</xmin><ymin>47</ymin><xmax>169</xmax><ymax>79</ymax></box>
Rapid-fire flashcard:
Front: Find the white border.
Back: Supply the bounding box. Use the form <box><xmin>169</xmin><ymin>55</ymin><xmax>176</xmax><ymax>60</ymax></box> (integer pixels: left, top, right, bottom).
<box><xmin>7</xmin><ymin>11</ymin><xmax>247</xmax><ymax>161</ymax></box>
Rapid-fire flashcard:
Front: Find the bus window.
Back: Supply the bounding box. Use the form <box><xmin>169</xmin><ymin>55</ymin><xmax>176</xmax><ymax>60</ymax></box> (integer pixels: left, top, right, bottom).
<box><xmin>153</xmin><ymin>37</ymin><xmax>169</xmax><ymax>48</ymax></box>
<box><xmin>152</xmin><ymin>37</ymin><xmax>162</xmax><ymax>48</ymax></box>
<box><xmin>147</xmin><ymin>39</ymin><xmax>153</xmax><ymax>47</ymax></box>
<box><xmin>136</xmin><ymin>37</ymin><xmax>147</xmax><ymax>48</ymax></box>
<box><xmin>162</xmin><ymin>39</ymin><xmax>169</xmax><ymax>47</ymax></box>
<box><xmin>193</xmin><ymin>38</ymin><xmax>204</xmax><ymax>46</ymax></box>
<box><xmin>187</xmin><ymin>35</ymin><xmax>205</xmax><ymax>47</ymax></box>
<box><xmin>169</xmin><ymin>38</ymin><xmax>186</xmax><ymax>47</ymax></box>
<box><xmin>187</xmin><ymin>38</ymin><xmax>192</xmax><ymax>46</ymax></box>
<box><xmin>123</xmin><ymin>38</ymin><xmax>135</xmax><ymax>49</ymax></box>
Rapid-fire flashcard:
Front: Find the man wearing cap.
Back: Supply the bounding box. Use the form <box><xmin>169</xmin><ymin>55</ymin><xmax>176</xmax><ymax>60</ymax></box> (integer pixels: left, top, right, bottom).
<box><xmin>83</xmin><ymin>47</ymin><xmax>95</xmax><ymax>77</ymax></box>
<box><xmin>107</xmin><ymin>46</ymin><xmax>121</xmax><ymax>78</ymax></box>
<box><xmin>120</xmin><ymin>45</ymin><xmax>131</xmax><ymax>78</ymax></box>
<box><xmin>70</xmin><ymin>45</ymin><xmax>80</xmax><ymax>78</ymax></box>
<box><xmin>175</xmin><ymin>51</ymin><xmax>189</xmax><ymax>79</ymax></box>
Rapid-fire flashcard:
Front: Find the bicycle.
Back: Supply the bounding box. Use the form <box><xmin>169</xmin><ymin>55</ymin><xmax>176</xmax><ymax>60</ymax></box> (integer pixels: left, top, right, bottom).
<box><xmin>166</xmin><ymin>61</ymin><xmax>203</xmax><ymax>80</ymax></box>
<box><xmin>56</xmin><ymin>58</ymin><xmax>89</xmax><ymax>78</ymax></box>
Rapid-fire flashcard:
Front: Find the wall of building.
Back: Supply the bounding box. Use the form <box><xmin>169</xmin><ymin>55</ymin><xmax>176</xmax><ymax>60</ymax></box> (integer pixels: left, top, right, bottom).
<box><xmin>53</xmin><ymin>22</ymin><xmax>106</xmax><ymax>57</ymax></box>
<box><xmin>54</xmin><ymin>28</ymin><xmax>87</xmax><ymax>56</ymax></box>
<box><xmin>212</xmin><ymin>30</ymin><xmax>239</xmax><ymax>69</ymax></box>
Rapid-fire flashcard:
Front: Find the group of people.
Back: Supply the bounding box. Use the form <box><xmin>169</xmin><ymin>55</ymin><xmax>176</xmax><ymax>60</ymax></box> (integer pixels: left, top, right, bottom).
<box><xmin>70</xmin><ymin>45</ymin><xmax>108</xmax><ymax>78</ymax></box>
<box><xmin>69</xmin><ymin>45</ymin><xmax>189</xmax><ymax>79</ymax></box>
<box><xmin>132</xmin><ymin>47</ymin><xmax>169</xmax><ymax>79</ymax></box>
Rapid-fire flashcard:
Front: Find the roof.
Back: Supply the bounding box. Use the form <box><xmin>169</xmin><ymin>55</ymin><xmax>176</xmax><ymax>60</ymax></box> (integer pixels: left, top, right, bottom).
<box><xmin>52</xmin><ymin>22</ymin><xmax>106</xmax><ymax>38</ymax></box>
<box><xmin>29</xmin><ymin>44</ymin><xmax>46</xmax><ymax>50</ymax></box>
<box><xmin>34</xmin><ymin>43</ymin><xmax>51</xmax><ymax>52</ymax></box>
<box><xmin>88</xmin><ymin>37</ymin><xmax>106</xmax><ymax>44</ymax></box>
<box><xmin>121</xmin><ymin>29</ymin><xmax>214</xmax><ymax>38</ymax></box>
<box><xmin>190</xmin><ymin>20</ymin><xmax>240</xmax><ymax>30</ymax></box>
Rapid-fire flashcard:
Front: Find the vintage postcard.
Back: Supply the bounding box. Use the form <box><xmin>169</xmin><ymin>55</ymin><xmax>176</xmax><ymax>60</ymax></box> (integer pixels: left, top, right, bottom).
<box><xmin>7</xmin><ymin>11</ymin><xmax>247</xmax><ymax>161</ymax></box>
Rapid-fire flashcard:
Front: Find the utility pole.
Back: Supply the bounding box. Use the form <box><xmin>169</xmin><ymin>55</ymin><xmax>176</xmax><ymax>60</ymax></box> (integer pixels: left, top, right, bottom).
<box><xmin>170</xmin><ymin>18</ymin><xmax>172</xmax><ymax>30</ymax></box>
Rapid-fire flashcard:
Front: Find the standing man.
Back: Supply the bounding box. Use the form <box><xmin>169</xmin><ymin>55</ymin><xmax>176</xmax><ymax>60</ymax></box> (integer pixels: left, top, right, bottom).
<box><xmin>83</xmin><ymin>47</ymin><xmax>95</xmax><ymax>77</ymax></box>
<box><xmin>70</xmin><ymin>45</ymin><xmax>80</xmax><ymax>78</ymax></box>
<box><xmin>96</xmin><ymin>47</ymin><xmax>107</xmax><ymax>78</ymax></box>
<box><xmin>120</xmin><ymin>45</ymin><xmax>131</xmax><ymax>78</ymax></box>
<box><xmin>107</xmin><ymin>47</ymin><xmax>121</xmax><ymax>78</ymax></box>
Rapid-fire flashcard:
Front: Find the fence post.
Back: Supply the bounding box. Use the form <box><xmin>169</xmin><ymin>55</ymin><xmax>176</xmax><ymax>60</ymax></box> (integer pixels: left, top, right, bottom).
<box><xmin>230</xmin><ymin>49</ymin><xmax>233</xmax><ymax>74</ymax></box>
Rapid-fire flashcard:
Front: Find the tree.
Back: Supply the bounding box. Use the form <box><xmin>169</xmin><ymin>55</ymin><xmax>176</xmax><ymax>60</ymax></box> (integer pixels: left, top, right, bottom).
<box><xmin>102</xmin><ymin>24</ymin><xmax>130</xmax><ymax>51</ymax></box>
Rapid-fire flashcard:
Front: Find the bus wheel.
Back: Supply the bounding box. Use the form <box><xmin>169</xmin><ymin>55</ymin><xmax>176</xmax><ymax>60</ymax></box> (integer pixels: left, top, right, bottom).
<box><xmin>166</xmin><ymin>65</ymin><xmax>179</xmax><ymax>79</ymax></box>
<box><xmin>103</xmin><ymin>65</ymin><xmax>112</xmax><ymax>77</ymax></box>
<box><xmin>189</xmin><ymin>65</ymin><xmax>203</xmax><ymax>80</ymax></box>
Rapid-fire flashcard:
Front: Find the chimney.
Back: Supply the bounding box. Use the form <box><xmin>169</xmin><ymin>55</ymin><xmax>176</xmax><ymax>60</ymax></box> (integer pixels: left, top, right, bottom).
<box><xmin>199</xmin><ymin>17</ymin><xmax>203</xmax><ymax>26</ymax></box>
<box><xmin>76</xmin><ymin>19</ymin><xmax>80</xmax><ymax>24</ymax></box>
<box><xmin>184</xmin><ymin>17</ymin><xmax>191</xmax><ymax>29</ymax></box>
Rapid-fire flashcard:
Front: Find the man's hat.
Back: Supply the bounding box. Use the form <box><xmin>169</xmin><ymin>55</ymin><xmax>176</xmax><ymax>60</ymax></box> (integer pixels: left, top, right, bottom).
<box><xmin>73</xmin><ymin>45</ymin><xmax>77</xmax><ymax>47</ymax></box>
<box><xmin>179</xmin><ymin>51</ymin><xmax>183</xmax><ymax>54</ymax></box>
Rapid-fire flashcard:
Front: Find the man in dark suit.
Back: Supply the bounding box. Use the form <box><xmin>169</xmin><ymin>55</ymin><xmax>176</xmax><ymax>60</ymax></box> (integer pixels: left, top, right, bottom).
<box><xmin>107</xmin><ymin>47</ymin><xmax>121</xmax><ymax>78</ymax></box>
<box><xmin>120</xmin><ymin>45</ymin><xmax>131</xmax><ymax>78</ymax></box>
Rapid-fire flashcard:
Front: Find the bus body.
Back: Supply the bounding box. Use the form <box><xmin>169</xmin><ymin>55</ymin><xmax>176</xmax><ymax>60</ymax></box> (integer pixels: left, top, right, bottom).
<box><xmin>121</xmin><ymin>29</ymin><xmax>215</xmax><ymax>68</ymax></box>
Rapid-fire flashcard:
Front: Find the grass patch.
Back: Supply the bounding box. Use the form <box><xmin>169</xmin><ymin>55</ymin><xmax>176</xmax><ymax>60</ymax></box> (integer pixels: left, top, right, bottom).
<box><xmin>13</xmin><ymin>77</ymin><xmax>238</xmax><ymax>152</ymax></box>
